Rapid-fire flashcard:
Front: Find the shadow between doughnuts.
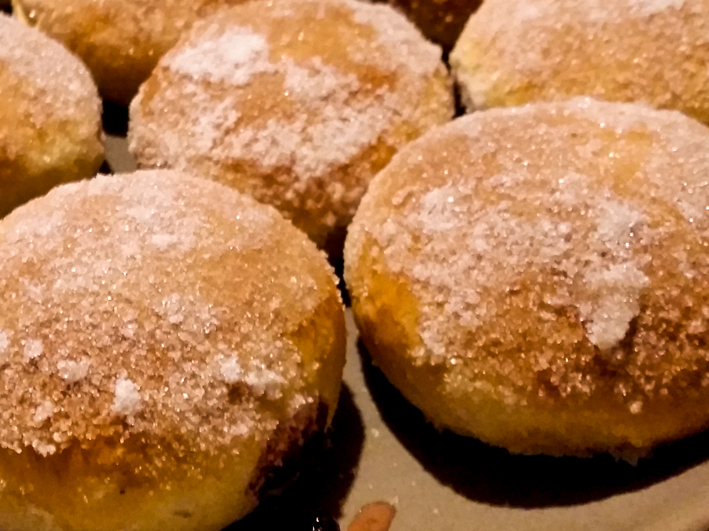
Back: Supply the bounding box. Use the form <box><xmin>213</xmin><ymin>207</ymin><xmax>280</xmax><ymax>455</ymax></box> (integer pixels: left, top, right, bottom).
<box><xmin>227</xmin><ymin>385</ymin><xmax>364</xmax><ymax>530</ymax></box>
<box><xmin>357</xmin><ymin>340</ymin><xmax>709</xmax><ymax>509</ymax></box>
<box><xmin>102</xmin><ymin>101</ymin><xmax>129</xmax><ymax>137</ymax></box>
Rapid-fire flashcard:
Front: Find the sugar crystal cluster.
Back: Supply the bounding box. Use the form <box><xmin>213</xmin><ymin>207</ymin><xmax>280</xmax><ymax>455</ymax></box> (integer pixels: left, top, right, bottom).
<box><xmin>0</xmin><ymin>13</ymin><xmax>100</xmax><ymax>126</ymax></box>
<box><xmin>129</xmin><ymin>0</ymin><xmax>453</xmax><ymax>246</ymax></box>
<box><xmin>451</xmin><ymin>0</ymin><xmax>709</xmax><ymax>125</ymax></box>
<box><xmin>0</xmin><ymin>171</ymin><xmax>339</xmax><ymax>477</ymax></box>
<box><xmin>347</xmin><ymin>98</ymin><xmax>709</xmax><ymax>415</ymax></box>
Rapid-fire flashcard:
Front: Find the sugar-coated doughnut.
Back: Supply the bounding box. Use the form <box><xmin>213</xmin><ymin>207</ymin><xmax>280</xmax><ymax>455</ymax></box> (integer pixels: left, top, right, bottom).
<box><xmin>10</xmin><ymin>0</ymin><xmax>248</xmax><ymax>106</ymax></box>
<box><xmin>0</xmin><ymin>170</ymin><xmax>346</xmax><ymax>531</ymax></box>
<box><xmin>0</xmin><ymin>13</ymin><xmax>103</xmax><ymax>218</ymax></box>
<box><xmin>388</xmin><ymin>0</ymin><xmax>482</xmax><ymax>50</ymax></box>
<box><xmin>128</xmin><ymin>0</ymin><xmax>453</xmax><ymax>251</ymax></box>
<box><xmin>345</xmin><ymin>98</ymin><xmax>709</xmax><ymax>458</ymax></box>
<box><xmin>450</xmin><ymin>0</ymin><xmax>709</xmax><ymax>123</ymax></box>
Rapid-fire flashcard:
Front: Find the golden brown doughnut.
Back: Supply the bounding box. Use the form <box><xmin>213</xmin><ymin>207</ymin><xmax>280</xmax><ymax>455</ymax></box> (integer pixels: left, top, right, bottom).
<box><xmin>0</xmin><ymin>13</ymin><xmax>103</xmax><ymax>218</ymax></box>
<box><xmin>10</xmin><ymin>0</ymin><xmax>250</xmax><ymax>106</ymax></box>
<box><xmin>128</xmin><ymin>0</ymin><xmax>453</xmax><ymax>251</ymax></box>
<box><xmin>388</xmin><ymin>0</ymin><xmax>482</xmax><ymax>50</ymax></box>
<box><xmin>0</xmin><ymin>170</ymin><xmax>346</xmax><ymax>531</ymax></box>
<box><xmin>345</xmin><ymin>98</ymin><xmax>709</xmax><ymax>458</ymax></box>
<box><xmin>450</xmin><ymin>0</ymin><xmax>709</xmax><ymax>123</ymax></box>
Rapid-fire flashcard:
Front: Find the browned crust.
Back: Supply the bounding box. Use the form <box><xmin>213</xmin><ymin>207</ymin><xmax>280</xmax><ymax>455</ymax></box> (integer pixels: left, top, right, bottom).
<box><xmin>128</xmin><ymin>0</ymin><xmax>453</xmax><ymax>249</ymax></box>
<box><xmin>11</xmin><ymin>0</ymin><xmax>253</xmax><ymax>106</ymax></box>
<box><xmin>451</xmin><ymin>0</ymin><xmax>709</xmax><ymax>123</ymax></box>
<box><xmin>0</xmin><ymin>169</ymin><xmax>347</xmax><ymax>530</ymax></box>
<box><xmin>0</xmin><ymin>13</ymin><xmax>103</xmax><ymax>216</ymax></box>
<box><xmin>345</xmin><ymin>98</ymin><xmax>709</xmax><ymax>456</ymax></box>
<box><xmin>0</xmin><ymin>170</ymin><xmax>345</xmax><ymax>471</ymax></box>
<box><xmin>249</xmin><ymin>399</ymin><xmax>329</xmax><ymax>498</ymax></box>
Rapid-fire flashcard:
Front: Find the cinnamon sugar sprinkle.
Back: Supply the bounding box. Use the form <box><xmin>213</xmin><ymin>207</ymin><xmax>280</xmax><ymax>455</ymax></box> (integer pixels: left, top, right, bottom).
<box><xmin>0</xmin><ymin>171</ymin><xmax>337</xmax><ymax>465</ymax></box>
<box><xmin>129</xmin><ymin>0</ymin><xmax>452</xmax><ymax>241</ymax></box>
<box><xmin>347</xmin><ymin>98</ymin><xmax>709</xmax><ymax>411</ymax></box>
<box><xmin>0</xmin><ymin>13</ymin><xmax>100</xmax><ymax>126</ymax></box>
<box><xmin>451</xmin><ymin>0</ymin><xmax>709</xmax><ymax>122</ymax></box>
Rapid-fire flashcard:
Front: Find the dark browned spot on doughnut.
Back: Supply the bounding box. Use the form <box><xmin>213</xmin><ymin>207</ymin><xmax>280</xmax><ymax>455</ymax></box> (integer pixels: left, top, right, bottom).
<box><xmin>250</xmin><ymin>400</ymin><xmax>329</xmax><ymax>498</ymax></box>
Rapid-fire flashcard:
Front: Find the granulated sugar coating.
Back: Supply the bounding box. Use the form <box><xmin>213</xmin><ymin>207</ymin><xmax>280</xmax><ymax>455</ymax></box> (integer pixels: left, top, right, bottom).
<box><xmin>128</xmin><ymin>0</ymin><xmax>453</xmax><ymax>252</ymax></box>
<box><xmin>0</xmin><ymin>13</ymin><xmax>103</xmax><ymax>217</ymax></box>
<box><xmin>450</xmin><ymin>0</ymin><xmax>709</xmax><ymax>125</ymax></box>
<box><xmin>0</xmin><ymin>170</ymin><xmax>346</xmax><ymax>531</ymax></box>
<box><xmin>0</xmin><ymin>13</ymin><xmax>95</xmax><ymax>124</ymax></box>
<box><xmin>344</xmin><ymin>98</ymin><xmax>709</xmax><ymax>458</ymax></box>
<box><xmin>11</xmin><ymin>0</ymin><xmax>256</xmax><ymax>105</ymax></box>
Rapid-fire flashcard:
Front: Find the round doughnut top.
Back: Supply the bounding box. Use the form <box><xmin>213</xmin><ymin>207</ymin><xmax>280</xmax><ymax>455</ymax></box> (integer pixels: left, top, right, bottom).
<box><xmin>12</xmin><ymin>0</ymin><xmax>248</xmax><ymax>105</ymax></box>
<box><xmin>450</xmin><ymin>0</ymin><xmax>709</xmax><ymax>121</ymax></box>
<box><xmin>0</xmin><ymin>13</ymin><xmax>99</xmax><ymax>126</ymax></box>
<box><xmin>15</xmin><ymin>0</ymin><xmax>229</xmax><ymax>46</ymax></box>
<box><xmin>0</xmin><ymin>171</ymin><xmax>338</xmax><ymax>462</ymax></box>
<box><xmin>346</xmin><ymin>98</ymin><xmax>709</xmax><ymax>409</ymax></box>
<box><xmin>129</xmin><ymin>0</ymin><xmax>450</xmax><ymax>244</ymax></box>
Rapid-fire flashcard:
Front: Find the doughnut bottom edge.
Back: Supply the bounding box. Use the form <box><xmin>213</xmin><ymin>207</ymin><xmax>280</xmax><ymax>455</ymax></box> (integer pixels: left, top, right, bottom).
<box><xmin>349</xmin><ymin>239</ymin><xmax>709</xmax><ymax>460</ymax></box>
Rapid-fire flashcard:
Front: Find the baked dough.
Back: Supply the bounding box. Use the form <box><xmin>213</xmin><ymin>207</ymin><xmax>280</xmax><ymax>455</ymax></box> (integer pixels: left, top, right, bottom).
<box><xmin>11</xmin><ymin>0</ymin><xmax>249</xmax><ymax>106</ymax></box>
<box><xmin>128</xmin><ymin>0</ymin><xmax>453</xmax><ymax>251</ymax></box>
<box><xmin>345</xmin><ymin>98</ymin><xmax>709</xmax><ymax>458</ymax></box>
<box><xmin>0</xmin><ymin>13</ymin><xmax>103</xmax><ymax>217</ymax></box>
<box><xmin>450</xmin><ymin>0</ymin><xmax>709</xmax><ymax>124</ymax></box>
<box><xmin>0</xmin><ymin>170</ymin><xmax>346</xmax><ymax>531</ymax></box>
